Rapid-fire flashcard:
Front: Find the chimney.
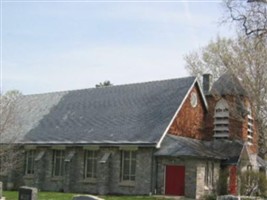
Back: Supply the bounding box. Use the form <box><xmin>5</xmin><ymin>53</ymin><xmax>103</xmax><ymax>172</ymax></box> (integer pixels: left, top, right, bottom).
<box><xmin>202</xmin><ymin>74</ymin><xmax>212</xmax><ymax>94</ymax></box>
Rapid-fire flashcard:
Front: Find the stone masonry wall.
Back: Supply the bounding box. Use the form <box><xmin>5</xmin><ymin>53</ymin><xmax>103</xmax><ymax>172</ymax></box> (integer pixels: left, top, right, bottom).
<box><xmin>8</xmin><ymin>146</ymin><xmax>155</xmax><ymax>195</ymax></box>
<box><xmin>156</xmin><ymin>157</ymin><xmax>220</xmax><ymax>199</ymax></box>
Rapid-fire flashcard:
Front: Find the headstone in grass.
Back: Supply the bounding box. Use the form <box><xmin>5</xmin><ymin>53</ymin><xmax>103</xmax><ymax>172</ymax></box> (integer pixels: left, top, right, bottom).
<box><xmin>18</xmin><ymin>186</ymin><xmax>38</xmax><ymax>200</ymax></box>
<box><xmin>72</xmin><ymin>195</ymin><xmax>104</xmax><ymax>200</ymax></box>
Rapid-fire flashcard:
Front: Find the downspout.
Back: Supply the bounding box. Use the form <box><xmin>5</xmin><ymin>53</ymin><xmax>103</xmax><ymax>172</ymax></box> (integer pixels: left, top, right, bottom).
<box><xmin>150</xmin><ymin>148</ymin><xmax>156</xmax><ymax>195</ymax></box>
<box><xmin>155</xmin><ymin>155</ymin><xmax>158</xmax><ymax>194</ymax></box>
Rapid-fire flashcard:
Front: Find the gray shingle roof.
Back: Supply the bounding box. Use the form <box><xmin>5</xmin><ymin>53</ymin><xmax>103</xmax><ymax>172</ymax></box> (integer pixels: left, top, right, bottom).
<box><xmin>155</xmin><ymin>134</ymin><xmax>226</xmax><ymax>159</ymax></box>
<box><xmin>155</xmin><ymin>134</ymin><xmax>244</xmax><ymax>160</ymax></box>
<box><xmin>211</xmin><ymin>72</ymin><xmax>248</xmax><ymax>96</ymax></box>
<box><xmin>209</xmin><ymin>139</ymin><xmax>244</xmax><ymax>159</ymax></box>
<box><xmin>4</xmin><ymin>77</ymin><xmax>197</xmax><ymax>146</ymax></box>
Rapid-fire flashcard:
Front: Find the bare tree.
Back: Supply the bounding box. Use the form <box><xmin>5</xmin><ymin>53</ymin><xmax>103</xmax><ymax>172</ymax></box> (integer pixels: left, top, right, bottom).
<box><xmin>222</xmin><ymin>0</ymin><xmax>267</xmax><ymax>41</ymax></box>
<box><xmin>184</xmin><ymin>36</ymin><xmax>267</xmax><ymax>156</ymax></box>
<box><xmin>0</xmin><ymin>90</ymin><xmax>22</xmax><ymax>174</ymax></box>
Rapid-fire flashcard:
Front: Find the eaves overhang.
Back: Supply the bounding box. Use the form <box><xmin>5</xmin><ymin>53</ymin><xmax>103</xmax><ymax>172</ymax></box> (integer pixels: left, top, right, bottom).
<box><xmin>5</xmin><ymin>141</ymin><xmax>158</xmax><ymax>148</ymax></box>
<box><xmin>154</xmin><ymin>154</ymin><xmax>225</xmax><ymax>160</ymax></box>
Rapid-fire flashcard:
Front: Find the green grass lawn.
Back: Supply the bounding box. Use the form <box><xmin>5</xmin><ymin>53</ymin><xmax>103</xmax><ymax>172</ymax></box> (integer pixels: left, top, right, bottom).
<box><xmin>3</xmin><ymin>191</ymin><xmax>171</xmax><ymax>200</ymax></box>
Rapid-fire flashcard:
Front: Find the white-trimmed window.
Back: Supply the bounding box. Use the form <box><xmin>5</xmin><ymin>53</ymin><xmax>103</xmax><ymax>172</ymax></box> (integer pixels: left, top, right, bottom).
<box><xmin>121</xmin><ymin>151</ymin><xmax>136</xmax><ymax>182</ymax></box>
<box><xmin>52</xmin><ymin>150</ymin><xmax>65</xmax><ymax>177</ymax></box>
<box><xmin>205</xmin><ymin>161</ymin><xmax>209</xmax><ymax>186</ymax></box>
<box><xmin>247</xmin><ymin>105</ymin><xmax>254</xmax><ymax>145</ymax></box>
<box><xmin>211</xmin><ymin>162</ymin><xmax>214</xmax><ymax>186</ymax></box>
<box><xmin>25</xmin><ymin>150</ymin><xmax>35</xmax><ymax>175</ymax></box>
<box><xmin>214</xmin><ymin>99</ymin><xmax>229</xmax><ymax>138</ymax></box>
<box><xmin>84</xmin><ymin>150</ymin><xmax>97</xmax><ymax>179</ymax></box>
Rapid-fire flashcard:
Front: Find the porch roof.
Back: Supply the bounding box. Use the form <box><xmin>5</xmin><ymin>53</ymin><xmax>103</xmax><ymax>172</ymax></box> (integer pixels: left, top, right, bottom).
<box><xmin>155</xmin><ymin>134</ymin><xmax>245</xmax><ymax>161</ymax></box>
<box><xmin>155</xmin><ymin>134</ymin><xmax>225</xmax><ymax>159</ymax></box>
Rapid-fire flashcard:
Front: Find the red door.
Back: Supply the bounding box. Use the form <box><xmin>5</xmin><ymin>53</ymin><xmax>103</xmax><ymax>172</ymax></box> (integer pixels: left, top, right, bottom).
<box><xmin>165</xmin><ymin>165</ymin><xmax>185</xmax><ymax>195</ymax></box>
<box><xmin>229</xmin><ymin>165</ymin><xmax>237</xmax><ymax>195</ymax></box>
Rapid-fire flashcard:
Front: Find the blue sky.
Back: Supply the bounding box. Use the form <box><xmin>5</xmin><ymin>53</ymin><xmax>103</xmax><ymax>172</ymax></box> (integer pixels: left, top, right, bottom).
<box><xmin>1</xmin><ymin>0</ymin><xmax>233</xmax><ymax>94</ymax></box>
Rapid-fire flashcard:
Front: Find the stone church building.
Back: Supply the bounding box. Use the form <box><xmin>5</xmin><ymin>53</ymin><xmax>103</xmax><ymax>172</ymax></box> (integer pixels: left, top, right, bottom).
<box><xmin>0</xmin><ymin>73</ymin><xmax>265</xmax><ymax>199</ymax></box>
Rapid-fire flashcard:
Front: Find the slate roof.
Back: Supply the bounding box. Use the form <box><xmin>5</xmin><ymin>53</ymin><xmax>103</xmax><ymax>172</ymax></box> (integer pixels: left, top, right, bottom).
<box><xmin>155</xmin><ymin>134</ymin><xmax>225</xmax><ymax>159</ymax></box>
<box><xmin>155</xmin><ymin>134</ymin><xmax>244</xmax><ymax>160</ymax></box>
<box><xmin>209</xmin><ymin>139</ymin><xmax>244</xmax><ymax>160</ymax></box>
<box><xmin>211</xmin><ymin>72</ymin><xmax>248</xmax><ymax>97</ymax></box>
<box><xmin>2</xmin><ymin>77</ymin><xmax>197</xmax><ymax>146</ymax></box>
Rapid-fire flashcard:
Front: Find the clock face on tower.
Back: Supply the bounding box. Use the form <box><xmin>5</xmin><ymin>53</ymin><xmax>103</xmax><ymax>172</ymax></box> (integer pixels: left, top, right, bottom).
<box><xmin>190</xmin><ymin>92</ymin><xmax>198</xmax><ymax>108</ymax></box>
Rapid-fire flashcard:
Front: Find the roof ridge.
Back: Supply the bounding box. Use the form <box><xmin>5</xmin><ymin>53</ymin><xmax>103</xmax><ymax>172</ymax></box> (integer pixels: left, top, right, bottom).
<box><xmin>106</xmin><ymin>76</ymin><xmax>196</xmax><ymax>89</ymax></box>
<box><xmin>21</xmin><ymin>90</ymin><xmax>69</xmax><ymax>98</ymax></box>
<box><xmin>22</xmin><ymin>76</ymin><xmax>196</xmax><ymax>97</ymax></box>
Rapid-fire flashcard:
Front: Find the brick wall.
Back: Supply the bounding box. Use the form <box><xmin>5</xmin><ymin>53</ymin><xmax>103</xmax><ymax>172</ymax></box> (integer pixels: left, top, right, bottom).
<box><xmin>169</xmin><ymin>85</ymin><xmax>207</xmax><ymax>140</ymax></box>
<box><xmin>205</xmin><ymin>95</ymin><xmax>258</xmax><ymax>153</ymax></box>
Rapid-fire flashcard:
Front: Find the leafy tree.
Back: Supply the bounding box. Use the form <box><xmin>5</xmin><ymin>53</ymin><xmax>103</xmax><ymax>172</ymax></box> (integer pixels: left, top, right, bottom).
<box><xmin>95</xmin><ymin>80</ymin><xmax>113</xmax><ymax>88</ymax></box>
<box><xmin>184</xmin><ymin>36</ymin><xmax>267</xmax><ymax>157</ymax></box>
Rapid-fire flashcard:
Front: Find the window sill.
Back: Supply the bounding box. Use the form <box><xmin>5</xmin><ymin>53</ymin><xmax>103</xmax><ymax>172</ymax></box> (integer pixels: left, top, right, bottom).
<box><xmin>247</xmin><ymin>135</ymin><xmax>253</xmax><ymax>139</ymax></box>
<box><xmin>204</xmin><ymin>185</ymin><xmax>213</xmax><ymax>191</ymax></box>
<box><xmin>51</xmin><ymin>176</ymin><xmax>64</xmax><ymax>181</ymax></box>
<box><xmin>23</xmin><ymin>175</ymin><xmax>34</xmax><ymax>179</ymax></box>
<box><xmin>80</xmin><ymin>178</ymin><xmax>97</xmax><ymax>184</ymax></box>
<box><xmin>119</xmin><ymin>181</ymin><xmax>135</xmax><ymax>187</ymax></box>
<box><xmin>247</xmin><ymin>142</ymin><xmax>253</xmax><ymax>146</ymax></box>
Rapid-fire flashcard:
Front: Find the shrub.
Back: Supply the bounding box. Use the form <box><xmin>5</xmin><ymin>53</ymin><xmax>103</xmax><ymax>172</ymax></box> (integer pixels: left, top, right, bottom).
<box><xmin>218</xmin><ymin>168</ymin><xmax>229</xmax><ymax>195</ymax></box>
<box><xmin>258</xmin><ymin>171</ymin><xmax>267</xmax><ymax>197</ymax></box>
<box><xmin>202</xmin><ymin>193</ymin><xmax>217</xmax><ymax>200</ymax></box>
<box><xmin>239</xmin><ymin>170</ymin><xmax>267</xmax><ymax>197</ymax></box>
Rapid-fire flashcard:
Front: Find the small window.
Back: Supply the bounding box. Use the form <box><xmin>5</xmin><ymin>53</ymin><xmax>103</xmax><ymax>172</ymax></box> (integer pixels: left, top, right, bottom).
<box><xmin>247</xmin><ymin>106</ymin><xmax>254</xmax><ymax>145</ymax></box>
<box><xmin>84</xmin><ymin>150</ymin><xmax>97</xmax><ymax>179</ymax></box>
<box><xmin>211</xmin><ymin>162</ymin><xmax>214</xmax><ymax>187</ymax></box>
<box><xmin>247</xmin><ymin>165</ymin><xmax>253</xmax><ymax>183</ymax></box>
<box><xmin>247</xmin><ymin>164</ymin><xmax>252</xmax><ymax>171</ymax></box>
<box><xmin>205</xmin><ymin>161</ymin><xmax>215</xmax><ymax>188</ymax></box>
<box><xmin>52</xmin><ymin>150</ymin><xmax>65</xmax><ymax>177</ymax></box>
<box><xmin>205</xmin><ymin>161</ymin><xmax>209</xmax><ymax>186</ymax></box>
<box><xmin>121</xmin><ymin>151</ymin><xmax>136</xmax><ymax>182</ymax></box>
<box><xmin>0</xmin><ymin>154</ymin><xmax>7</xmax><ymax>174</ymax></box>
<box><xmin>25</xmin><ymin>150</ymin><xmax>35</xmax><ymax>175</ymax></box>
